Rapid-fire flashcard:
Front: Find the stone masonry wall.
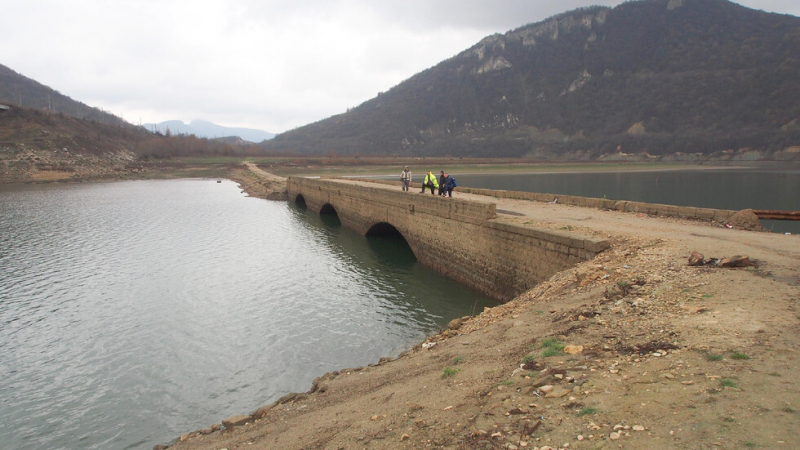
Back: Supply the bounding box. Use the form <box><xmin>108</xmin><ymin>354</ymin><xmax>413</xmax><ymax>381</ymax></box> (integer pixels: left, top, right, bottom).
<box><xmin>338</xmin><ymin>177</ymin><xmax>739</xmax><ymax>223</ymax></box>
<box><xmin>288</xmin><ymin>177</ymin><xmax>609</xmax><ymax>302</ymax></box>
<box><xmin>457</xmin><ymin>186</ymin><xmax>738</xmax><ymax>223</ymax></box>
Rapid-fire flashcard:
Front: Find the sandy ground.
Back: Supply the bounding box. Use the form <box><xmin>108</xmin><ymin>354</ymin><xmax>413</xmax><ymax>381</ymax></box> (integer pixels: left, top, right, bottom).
<box><xmin>164</xmin><ymin>176</ymin><xmax>799</xmax><ymax>450</ymax></box>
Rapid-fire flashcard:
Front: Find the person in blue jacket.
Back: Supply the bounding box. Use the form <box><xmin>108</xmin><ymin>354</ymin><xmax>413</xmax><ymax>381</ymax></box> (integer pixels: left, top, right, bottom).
<box><xmin>442</xmin><ymin>172</ymin><xmax>456</xmax><ymax>197</ymax></box>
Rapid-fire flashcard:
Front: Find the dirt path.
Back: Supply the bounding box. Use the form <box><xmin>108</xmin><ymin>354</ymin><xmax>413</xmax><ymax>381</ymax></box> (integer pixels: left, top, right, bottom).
<box><xmin>164</xmin><ymin>178</ymin><xmax>799</xmax><ymax>450</ymax></box>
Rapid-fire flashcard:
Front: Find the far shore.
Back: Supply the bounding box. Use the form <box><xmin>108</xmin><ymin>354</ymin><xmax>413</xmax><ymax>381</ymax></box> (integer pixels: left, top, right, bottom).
<box><xmin>3</xmin><ymin>155</ymin><xmax>796</xmax><ymax>186</ymax></box>
<box><xmin>258</xmin><ymin>160</ymin><xmax>772</xmax><ymax>178</ymax></box>
<box><xmin>337</xmin><ymin>163</ymin><xmax>753</xmax><ymax>179</ymax></box>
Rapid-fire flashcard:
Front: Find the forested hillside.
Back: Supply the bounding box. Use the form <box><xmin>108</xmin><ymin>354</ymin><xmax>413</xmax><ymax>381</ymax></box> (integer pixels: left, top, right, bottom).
<box><xmin>0</xmin><ymin>64</ymin><xmax>271</xmax><ymax>182</ymax></box>
<box><xmin>0</xmin><ymin>64</ymin><xmax>131</xmax><ymax>127</ymax></box>
<box><xmin>264</xmin><ymin>0</ymin><xmax>800</xmax><ymax>160</ymax></box>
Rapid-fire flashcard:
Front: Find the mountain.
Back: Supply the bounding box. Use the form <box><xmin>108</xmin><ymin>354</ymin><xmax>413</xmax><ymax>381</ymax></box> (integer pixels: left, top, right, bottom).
<box><xmin>0</xmin><ymin>63</ymin><xmax>130</xmax><ymax>128</ymax></box>
<box><xmin>0</xmin><ymin>64</ymin><xmax>274</xmax><ymax>144</ymax></box>
<box><xmin>264</xmin><ymin>0</ymin><xmax>800</xmax><ymax>160</ymax></box>
<box><xmin>143</xmin><ymin>120</ymin><xmax>274</xmax><ymax>143</ymax></box>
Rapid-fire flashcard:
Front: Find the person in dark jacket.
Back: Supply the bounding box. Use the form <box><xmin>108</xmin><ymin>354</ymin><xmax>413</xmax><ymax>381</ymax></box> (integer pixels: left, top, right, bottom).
<box><xmin>442</xmin><ymin>172</ymin><xmax>455</xmax><ymax>197</ymax></box>
<box><xmin>438</xmin><ymin>170</ymin><xmax>446</xmax><ymax>196</ymax></box>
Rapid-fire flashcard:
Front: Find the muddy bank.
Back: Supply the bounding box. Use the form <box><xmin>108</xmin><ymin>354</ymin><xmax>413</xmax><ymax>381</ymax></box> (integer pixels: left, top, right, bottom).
<box><xmin>0</xmin><ymin>147</ymin><xmax>148</xmax><ymax>183</ymax></box>
<box><xmin>0</xmin><ymin>154</ymin><xmax>289</xmax><ymax>200</ymax></box>
<box><xmin>160</xmin><ymin>179</ymin><xmax>800</xmax><ymax>450</ymax></box>
<box><xmin>227</xmin><ymin>162</ymin><xmax>287</xmax><ymax>201</ymax></box>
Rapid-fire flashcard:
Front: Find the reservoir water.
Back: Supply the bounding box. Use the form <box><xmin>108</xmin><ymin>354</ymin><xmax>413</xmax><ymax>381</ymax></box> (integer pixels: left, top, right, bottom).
<box><xmin>0</xmin><ymin>179</ymin><xmax>494</xmax><ymax>450</ymax></box>
<box><xmin>448</xmin><ymin>168</ymin><xmax>800</xmax><ymax>234</ymax></box>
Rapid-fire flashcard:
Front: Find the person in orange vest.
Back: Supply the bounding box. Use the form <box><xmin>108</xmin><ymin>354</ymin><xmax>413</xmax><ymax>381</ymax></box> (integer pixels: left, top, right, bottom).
<box><xmin>420</xmin><ymin>171</ymin><xmax>439</xmax><ymax>194</ymax></box>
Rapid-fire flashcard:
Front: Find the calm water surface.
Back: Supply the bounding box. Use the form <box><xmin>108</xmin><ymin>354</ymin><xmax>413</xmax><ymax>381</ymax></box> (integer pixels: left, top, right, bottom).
<box><xmin>0</xmin><ymin>179</ymin><xmax>493</xmax><ymax>450</ymax></box>
<box><xmin>448</xmin><ymin>169</ymin><xmax>800</xmax><ymax>234</ymax></box>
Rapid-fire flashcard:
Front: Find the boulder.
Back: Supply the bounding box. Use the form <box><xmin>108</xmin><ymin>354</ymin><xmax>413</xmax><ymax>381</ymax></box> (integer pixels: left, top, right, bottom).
<box><xmin>688</xmin><ymin>251</ymin><xmax>705</xmax><ymax>266</ymax></box>
<box><xmin>719</xmin><ymin>255</ymin><xmax>754</xmax><ymax>268</ymax></box>
<box><xmin>222</xmin><ymin>414</ymin><xmax>251</xmax><ymax>431</ymax></box>
<box><xmin>564</xmin><ymin>344</ymin><xmax>584</xmax><ymax>354</ymax></box>
<box><xmin>251</xmin><ymin>404</ymin><xmax>275</xmax><ymax>420</ymax></box>
<box><xmin>544</xmin><ymin>386</ymin><xmax>571</xmax><ymax>398</ymax></box>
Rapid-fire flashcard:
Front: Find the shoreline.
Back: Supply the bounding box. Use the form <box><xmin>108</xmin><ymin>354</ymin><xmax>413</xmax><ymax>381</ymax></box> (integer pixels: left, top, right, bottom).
<box><xmin>337</xmin><ymin>163</ymin><xmax>759</xmax><ymax>179</ymax></box>
<box><xmin>3</xmin><ymin>158</ymin><xmax>797</xmax><ymax>186</ymax></box>
<box><xmin>161</xmin><ymin>168</ymin><xmax>799</xmax><ymax>450</ymax></box>
<box><xmin>266</xmin><ymin>161</ymin><xmax>780</xmax><ymax>178</ymax></box>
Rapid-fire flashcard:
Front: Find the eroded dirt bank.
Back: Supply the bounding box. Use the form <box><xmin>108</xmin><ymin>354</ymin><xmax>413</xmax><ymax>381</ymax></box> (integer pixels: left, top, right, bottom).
<box><xmin>226</xmin><ymin>161</ymin><xmax>287</xmax><ymax>200</ymax></box>
<box><xmin>160</xmin><ymin>177</ymin><xmax>799</xmax><ymax>450</ymax></box>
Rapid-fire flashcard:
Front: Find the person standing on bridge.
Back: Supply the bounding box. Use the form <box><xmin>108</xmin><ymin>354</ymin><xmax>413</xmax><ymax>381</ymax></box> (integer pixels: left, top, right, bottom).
<box><xmin>420</xmin><ymin>171</ymin><xmax>438</xmax><ymax>194</ymax></box>
<box><xmin>401</xmin><ymin>166</ymin><xmax>411</xmax><ymax>191</ymax></box>
<box><xmin>442</xmin><ymin>172</ymin><xmax>456</xmax><ymax>197</ymax></box>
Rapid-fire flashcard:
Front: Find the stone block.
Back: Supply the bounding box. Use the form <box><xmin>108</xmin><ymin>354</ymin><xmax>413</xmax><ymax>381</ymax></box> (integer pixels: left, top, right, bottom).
<box><xmin>222</xmin><ymin>414</ymin><xmax>251</xmax><ymax>431</ymax></box>
<box><xmin>583</xmin><ymin>238</ymin><xmax>610</xmax><ymax>253</ymax></box>
<box><xmin>694</xmin><ymin>208</ymin><xmax>717</xmax><ymax>220</ymax></box>
<box><xmin>626</xmin><ymin>202</ymin><xmax>644</xmax><ymax>213</ymax></box>
<box><xmin>251</xmin><ymin>403</ymin><xmax>275</xmax><ymax>419</ymax></box>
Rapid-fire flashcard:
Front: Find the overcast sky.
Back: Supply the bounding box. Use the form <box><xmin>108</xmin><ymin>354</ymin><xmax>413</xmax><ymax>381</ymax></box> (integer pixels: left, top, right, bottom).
<box><xmin>1</xmin><ymin>0</ymin><xmax>798</xmax><ymax>133</ymax></box>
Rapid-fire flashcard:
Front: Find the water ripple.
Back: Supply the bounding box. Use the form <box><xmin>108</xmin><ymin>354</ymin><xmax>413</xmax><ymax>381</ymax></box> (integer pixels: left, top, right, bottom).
<box><xmin>0</xmin><ymin>179</ymin><xmax>493</xmax><ymax>450</ymax></box>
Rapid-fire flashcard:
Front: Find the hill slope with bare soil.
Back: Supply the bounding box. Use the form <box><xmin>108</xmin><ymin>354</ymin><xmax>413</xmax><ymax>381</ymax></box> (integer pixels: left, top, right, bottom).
<box><xmin>0</xmin><ymin>107</ymin><xmax>154</xmax><ymax>181</ymax></box>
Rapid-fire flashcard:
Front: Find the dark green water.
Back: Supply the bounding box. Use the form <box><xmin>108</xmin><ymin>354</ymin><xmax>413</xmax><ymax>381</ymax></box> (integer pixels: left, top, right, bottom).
<box><xmin>450</xmin><ymin>169</ymin><xmax>800</xmax><ymax>234</ymax></box>
<box><xmin>0</xmin><ymin>179</ymin><xmax>493</xmax><ymax>450</ymax></box>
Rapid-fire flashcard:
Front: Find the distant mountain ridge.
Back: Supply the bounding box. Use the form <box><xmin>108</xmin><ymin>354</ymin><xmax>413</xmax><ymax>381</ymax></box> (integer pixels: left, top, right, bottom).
<box><xmin>264</xmin><ymin>0</ymin><xmax>800</xmax><ymax>160</ymax></box>
<box><xmin>143</xmin><ymin>120</ymin><xmax>274</xmax><ymax>143</ymax></box>
<box><xmin>0</xmin><ymin>63</ymin><xmax>274</xmax><ymax>144</ymax></box>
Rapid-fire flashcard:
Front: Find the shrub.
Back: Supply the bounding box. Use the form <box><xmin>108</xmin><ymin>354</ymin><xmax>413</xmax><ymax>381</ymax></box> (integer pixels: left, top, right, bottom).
<box><xmin>442</xmin><ymin>368</ymin><xmax>459</xmax><ymax>379</ymax></box>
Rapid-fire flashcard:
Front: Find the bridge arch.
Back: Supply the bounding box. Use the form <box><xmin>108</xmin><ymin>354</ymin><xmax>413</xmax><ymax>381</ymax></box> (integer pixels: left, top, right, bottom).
<box><xmin>365</xmin><ymin>222</ymin><xmax>418</xmax><ymax>263</ymax></box>
<box><xmin>294</xmin><ymin>194</ymin><xmax>307</xmax><ymax>208</ymax></box>
<box><xmin>320</xmin><ymin>203</ymin><xmax>338</xmax><ymax>215</ymax></box>
<box><xmin>366</xmin><ymin>222</ymin><xmax>403</xmax><ymax>237</ymax></box>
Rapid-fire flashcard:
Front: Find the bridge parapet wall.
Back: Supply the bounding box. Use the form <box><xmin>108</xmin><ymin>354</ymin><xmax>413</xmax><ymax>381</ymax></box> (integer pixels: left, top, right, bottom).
<box><xmin>287</xmin><ymin>177</ymin><xmax>608</xmax><ymax>302</ymax></box>
<box><xmin>338</xmin><ymin>177</ymin><xmax>740</xmax><ymax>223</ymax></box>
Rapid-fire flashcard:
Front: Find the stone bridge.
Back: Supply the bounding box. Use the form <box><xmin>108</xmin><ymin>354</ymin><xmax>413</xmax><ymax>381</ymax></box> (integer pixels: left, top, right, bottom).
<box><xmin>288</xmin><ymin>177</ymin><xmax>609</xmax><ymax>302</ymax></box>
